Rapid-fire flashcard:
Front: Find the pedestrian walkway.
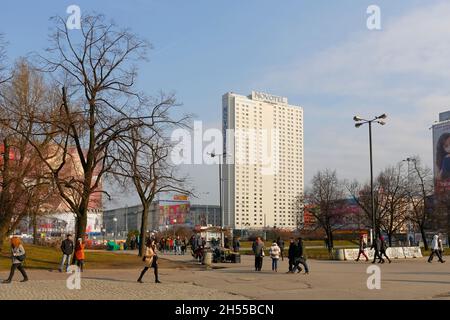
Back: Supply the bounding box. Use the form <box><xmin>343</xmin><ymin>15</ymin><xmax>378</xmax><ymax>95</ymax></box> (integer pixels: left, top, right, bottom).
<box><xmin>0</xmin><ymin>270</ymin><xmax>246</xmax><ymax>300</ymax></box>
<box><xmin>0</xmin><ymin>254</ymin><xmax>448</xmax><ymax>300</ymax></box>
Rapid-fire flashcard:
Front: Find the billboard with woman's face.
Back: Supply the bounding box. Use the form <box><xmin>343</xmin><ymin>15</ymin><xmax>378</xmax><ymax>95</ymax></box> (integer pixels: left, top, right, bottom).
<box><xmin>433</xmin><ymin>121</ymin><xmax>450</xmax><ymax>193</ymax></box>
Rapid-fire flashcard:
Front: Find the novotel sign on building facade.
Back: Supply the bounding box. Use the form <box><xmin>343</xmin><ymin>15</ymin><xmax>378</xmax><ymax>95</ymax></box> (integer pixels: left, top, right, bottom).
<box><xmin>251</xmin><ymin>91</ymin><xmax>288</xmax><ymax>105</ymax></box>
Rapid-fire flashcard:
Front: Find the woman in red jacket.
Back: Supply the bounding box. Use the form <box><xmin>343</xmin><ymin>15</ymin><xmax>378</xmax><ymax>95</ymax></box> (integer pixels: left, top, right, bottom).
<box><xmin>74</xmin><ymin>238</ymin><xmax>85</xmax><ymax>272</ymax></box>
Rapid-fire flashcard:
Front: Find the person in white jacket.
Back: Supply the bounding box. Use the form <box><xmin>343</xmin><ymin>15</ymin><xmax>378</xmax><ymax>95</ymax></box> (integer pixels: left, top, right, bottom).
<box><xmin>428</xmin><ymin>234</ymin><xmax>445</xmax><ymax>263</ymax></box>
<box><xmin>269</xmin><ymin>241</ymin><xmax>281</xmax><ymax>272</ymax></box>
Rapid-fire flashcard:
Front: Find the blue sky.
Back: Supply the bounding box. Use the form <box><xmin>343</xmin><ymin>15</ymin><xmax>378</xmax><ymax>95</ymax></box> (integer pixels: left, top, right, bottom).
<box><xmin>1</xmin><ymin>0</ymin><xmax>448</xmax><ymax>207</ymax></box>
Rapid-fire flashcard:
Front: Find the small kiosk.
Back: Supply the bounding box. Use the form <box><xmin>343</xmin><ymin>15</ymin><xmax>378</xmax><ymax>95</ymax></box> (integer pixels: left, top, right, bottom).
<box><xmin>193</xmin><ymin>225</ymin><xmax>241</xmax><ymax>263</ymax></box>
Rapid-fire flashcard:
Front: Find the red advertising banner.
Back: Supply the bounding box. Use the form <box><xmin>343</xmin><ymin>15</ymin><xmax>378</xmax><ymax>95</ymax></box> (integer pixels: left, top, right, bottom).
<box><xmin>159</xmin><ymin>202</ymin><xmax>190</xmax><ymax>226</ymax></box>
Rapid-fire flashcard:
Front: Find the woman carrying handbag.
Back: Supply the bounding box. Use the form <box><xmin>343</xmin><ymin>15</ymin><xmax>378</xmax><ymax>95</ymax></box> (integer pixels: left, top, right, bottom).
<box><xmin>2</xmin><ymin>237</ymin><xmax>28</xmax><ymax>283</ymax></box>
<box><xmin>137</xmin><ymin>238</ymin><xmax>161</xmax><ymax>284</ymax></box>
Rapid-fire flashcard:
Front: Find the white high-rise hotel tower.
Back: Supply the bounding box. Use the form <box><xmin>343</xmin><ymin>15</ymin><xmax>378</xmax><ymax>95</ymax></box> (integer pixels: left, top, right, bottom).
<box><xmin>222</xmin><ymin>91</ymin><xmax>304</xmax><ymax>230</ymax></box>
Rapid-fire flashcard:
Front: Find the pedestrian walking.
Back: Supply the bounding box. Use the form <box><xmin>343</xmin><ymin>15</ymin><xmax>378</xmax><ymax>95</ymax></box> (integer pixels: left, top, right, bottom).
<box><xmin>224</xmin><ymin>236</ymin><xmax>230</xmax><ymax>249</ymax></box>
<box><xmin>2</xmin><ymin>237</ymin><xmax>28</xmax><ymax>283</ymax></box>
<box><xmin>324</xmin><ymin>236</ymin><xmax>329</xmax><ymax>250</ymax></box>
<box><xmin>276</xmin><ymin>237</ymin><xmax>285</xmax><ymax>261</ymax></box>
<box><xmin>174</xmin><ymin>236</ymin><xmax>178</xmax><ymax>255</ymax></box>
<box><xmin>355</xmin><ymin>234</ymin><xmax>369</xmax><ymax>262</ymax></box>
<box><xmin>438</xmin><ymin>235</ymin><xmax>445</xmax><ymax>261</ymax></box>
<box><xmin>379</xmin><ymin>236</ymin><xmax>391</xmax><ymax>264</ymax></box>
<box><xmin>293</xmin><ymin>237</ymin><xmax>309</xmax><ymax>274</ymax></box>
<box><xmin>181</xmin><ymin>238</ymin><xmax>187</xmax><ymax>255</ymax></box>
<box><xmin>371</xmin><ymin>235</ymin><xmax>383</xmax><ymax>263</ymax></box>
<box><xmin>190</xmin><ymin>235</ymin><xmax>195</xmax><ymax>250</ymax></box>
<box><xmin>169</xmin><ymin>238</ymin><xmax>174</xmax><ymax>254</ymax></box>
<box><xmin>178</xmin><ymin>236</ymin><xmax>183</xmax><ymax>255</ymax></box>
<box><xmin>428</xmin><ymin>234</ymin><xmax>446</xmax><ymax>263</ymax></box>
<box><xmin>233</xmin><ymin>237</ymin><xmax>240</xmax><ymax>252</ymax></box>
<box><xmin>252</xmin><ymin>237</ymin><xmax>265</xmax><ymax>271</ymax></box>
<box><xmin>137</xmin><ymin>239</ymin><xmax>161</xmax><ymax>283</ymax></box>
<box><xmin>74</xmin><ymin>238</ymin><xmax>86</xmax><ymax>272</ymax></box>
<box><xmin>130</xmin><ymin>236</ymin><xmax>137</xmax><ymax>250</ymax></box>
<box><xmin>190</xmin><ymin>235</ymin><xmax>196</xmax><ymax>253</ymax></box>
<box><xmin>287</xmin><ymin>238</ymin><xmax>296</xmax><ymax>273</ymax></box>
<box><xmin>269</xmin><ymin>241</ymin><xmax>281</xmax><ymax>272</ymax></box>
<box><xmin>59</xmin><ymin>234</ymin><xmax>74</xmax><ymax>272</ymax></box>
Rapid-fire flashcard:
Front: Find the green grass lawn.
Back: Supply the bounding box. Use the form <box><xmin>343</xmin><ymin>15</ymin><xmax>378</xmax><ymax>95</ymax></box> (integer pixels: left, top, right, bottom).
<box><xmin>0</xmin><ymin>243</ymin><xmax>181</xmax><ymax>271</ymax></box>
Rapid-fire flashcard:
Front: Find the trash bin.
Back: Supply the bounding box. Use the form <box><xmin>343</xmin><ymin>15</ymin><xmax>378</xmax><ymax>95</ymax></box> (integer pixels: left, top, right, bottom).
<box><xmin>334</xmin><ymin>249</ymin><xmax>345</xmax><ymax>261</ymax></box>
<box><xmin>203</xmin><ymin>251</ymin><xmax>212</xmax><ymax>266</ymax></box>
<box><xmin>234</xmin><ymin>253</ymin><xmax>241</xmax><ymax>263</ymax></box>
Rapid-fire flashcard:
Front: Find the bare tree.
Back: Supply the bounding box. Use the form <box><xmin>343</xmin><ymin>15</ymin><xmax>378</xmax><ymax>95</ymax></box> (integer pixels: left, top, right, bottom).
<box><xmin>349</xmin><ymin>163</ymin><xmax>409</xmax><ymax>246</ymax></box>
<box><xmin>0</xmin><ymin>34</ymin><xmax>8</xmax><ymax>84</ymax></box>
<box><xmin>113</xmin><ymin>100</ymin><xmax>192</xmax><ymax>256</ymax></box>
<box><xmin>347</xmin><ymin>180</ymin><xmax>385</xmax><ymax>239</ymax></box>
<box><xmin>377</xmin><ymin>163</ymin><xmax>409</xmax><ymax>246</ymax></box>
<box><xmin>305</xmin><ymin>169</ymin><xmax>347</xmax><ymax>252</ymax></box>
<box><xmin>20</xmin><ymin>14</ymin><xmax>152</xmax><ymax>242</ymax></box>
<box><xmin>404</xmin><ymin>157</ymin><xmax>434</xmax><ymax>250</ymax></box>
<box><xmin>0</xmin><ymin>59</ymin><xmax>57</xmax><ymax>251</ymax></box>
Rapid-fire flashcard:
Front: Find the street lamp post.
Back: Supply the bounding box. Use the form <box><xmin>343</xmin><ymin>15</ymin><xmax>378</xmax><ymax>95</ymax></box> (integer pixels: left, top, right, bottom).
<box><xmin>102</xmin><ymin>227</ymin><xmax>106</xmax><ymax>244</ymax></box>
<box><xmin>113</xmin><ymin>217</ymin><xmax>118</xmax><ymax>242</ymax></box>
<box><xmin>173</xmin><ymin>219</ymin><xmax>177</xmax><ymax>238</ymax></box>
<box><xmin>403</xmin><ymin>157</ymin><xmax>417</xmax><ymax>245</ymax></box>
<box><xmin>208</xmin><ymin>152</ymin><xmax>226</xmax><ymax>247</ymax></box>
<box><xmin>125</xmin><ymin>205</ymin><xmax>128</xmax><ymax>236</ymax></box>
<box><xmin>353</xmin><ymin>113</ymin><xmax>387</xmax><ymax>244</ymax></box>
<box><xmin>403</xmin><ymin>157</ymin><xmax>417</xmax><ymax>185</ymax></box>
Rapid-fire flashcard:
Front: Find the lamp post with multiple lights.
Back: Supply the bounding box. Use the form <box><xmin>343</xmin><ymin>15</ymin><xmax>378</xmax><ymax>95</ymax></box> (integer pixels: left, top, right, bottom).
<box><xmin>403</xmin><ymin>157</ymin><xmax>417</xmax><ymax>245</ymax></box>
<box><xmin>353</xmin><ymin>113</ymin><xmax>387</xmax><ymax>244</ymax></box>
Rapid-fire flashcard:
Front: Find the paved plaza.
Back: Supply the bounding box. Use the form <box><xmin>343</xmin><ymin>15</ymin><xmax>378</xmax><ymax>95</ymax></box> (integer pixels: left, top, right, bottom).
<box><xmin>0</xmin><ymin>253</ymin><xmax>448</xmax><ymax>300</ymax></box>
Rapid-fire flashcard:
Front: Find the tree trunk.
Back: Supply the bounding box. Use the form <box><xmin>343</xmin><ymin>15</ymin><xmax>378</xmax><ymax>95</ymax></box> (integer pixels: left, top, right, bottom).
<box><xmin>32</xmin><ymin>212</ymin><xmax>38</xmax><ymax>245</ymax></box>
<box><xmin>388</xmin><ymin>234</ymin><xmax>393</xmax><ymax>247</ymax></box>
<box><xmin>0</xmin><ymin>222</ymin><xmax>9</xmax><ymax>253</ymax></box>
<box><xmin>0</xmin><ymin>235</ymin><xmax>5</xmax><ymax>253</ymax></box>
<box><xmin>74</xmin><ymin>207</ymin><xmax>88</xmax><ymax>252</ymax></box>
<box><xmin>327</xmin><ymin>229</ymin><xmax>334</xmax><ymax>251</ymax></box>
<box><xmin>420</xmin><ymin>225</ymin><xmax>428</xmax><ymax>250</ymax></box>
<box><xmin>139</xmin><ymin>203</ymin><xmax>149</xmax><ymax>257</ymax></box>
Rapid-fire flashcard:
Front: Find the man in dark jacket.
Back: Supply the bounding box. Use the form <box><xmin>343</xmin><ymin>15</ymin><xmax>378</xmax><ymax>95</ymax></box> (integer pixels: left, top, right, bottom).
<box><xmin>252</xmin><ymin>237</ymin><xmax>265</xmax><ymax>271</ymax></box>
<box><xmin>371</xmin><ymin>235</ymin><xmax>383</xmax><ymax>263</ymax></box>
<box><xmin>293</xmin><ymin>237</ymin><xmax>309</xmax><ymax>274</ymax></box>
<box><xmin>287</xmin><ymin>238</ymin><xmax>296</xmax><ymax>273</ymax></box>
<box><xmin>233</xmin><ymin>237</ymin><xmax>240</xmax><ymax>252</ymax></box>
<box><xmin>59</xmin><ymin>234</ymin><xmax>74</xmax><ymax>272</ymax></box>
<box><xmin>379</xmin><ymin>236</ymin><xmax>391</xmax><ymax>264</ymax></box>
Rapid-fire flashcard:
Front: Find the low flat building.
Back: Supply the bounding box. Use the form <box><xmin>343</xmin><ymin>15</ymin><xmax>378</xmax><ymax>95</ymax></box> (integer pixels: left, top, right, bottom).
<box><xmin>103</xmin><ymin>202</ymin><xmax>221</xmax><ymax>237</ymax></box>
